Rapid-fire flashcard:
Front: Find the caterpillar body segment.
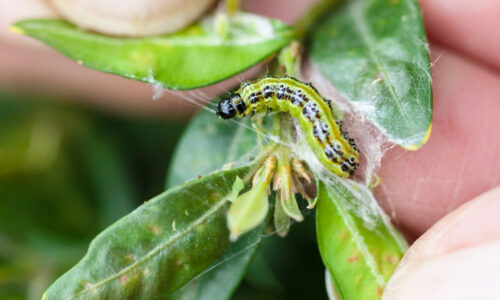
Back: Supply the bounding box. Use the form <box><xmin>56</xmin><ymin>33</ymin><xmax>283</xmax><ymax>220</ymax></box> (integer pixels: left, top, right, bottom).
<box><xmin>216</xmin><ymin>77</ymin><xmax>359</xmax><ymax>177</ymax></box>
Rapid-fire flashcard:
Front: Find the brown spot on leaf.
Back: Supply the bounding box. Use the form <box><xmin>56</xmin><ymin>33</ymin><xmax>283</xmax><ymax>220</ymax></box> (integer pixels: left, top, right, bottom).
<box><xmin>348</xmin><ymin>255</ymin><xmax>359</xmax><ymax>263</ymax></box>
<box><xmin>385</xmin><ymin>254</ymin><xmax>400</xmax><ymax>264</ymax></box>
<box><xmin>120</xmin><ymin>275</ymin><xmax>128</xmax><ymax>284</ymax></box>
<box><xmin>149</xmin><ymin>225</ymin><xmax>160</xmax><ymax>234</ymax></box>
<box><xmin>126</xmin><ymin>254</ymin><xmax>135</xmax><ymax>261</ymax></box>
<box><xmin>376</xmin><ymin>286</ymin><xmax>383</xmax><ymax>296</ymax></box>
<box><xmin>372</xmin><ymin>73</ymin><xmax>384</xmax><ymax>85</ymax></box>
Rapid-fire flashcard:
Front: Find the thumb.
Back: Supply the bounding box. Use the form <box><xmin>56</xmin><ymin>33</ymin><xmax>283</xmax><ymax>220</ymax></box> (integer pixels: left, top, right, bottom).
<box><xmin>383</xmin><ymin>186</ymin><xmax>500</xmax><ymax>300</ymax></box>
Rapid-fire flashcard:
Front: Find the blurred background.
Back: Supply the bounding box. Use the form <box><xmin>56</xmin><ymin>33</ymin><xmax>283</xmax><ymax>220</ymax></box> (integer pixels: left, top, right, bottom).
<box><xmin>0</xmin><ymin>92</ymin><xmax>187</xmax><ymax>299</ymax></box>
<box><xmin>0</xmin><ymin>0</ymin><xmax>329</xmax><ymax>299</ymax></box>
<box><xmin>0</xmin><ymin>98</ymin><xmax>327</xmax><ymax>300</ymax></box>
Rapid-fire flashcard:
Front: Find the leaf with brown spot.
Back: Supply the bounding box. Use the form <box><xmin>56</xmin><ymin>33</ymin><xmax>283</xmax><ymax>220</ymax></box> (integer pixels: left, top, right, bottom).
<box><xmin>42</xmin><ymin>166</ymin><xmax>252</xmax><ymax>299</ymax></box>
<box><xmin>316</xmin><ymin>179</ymin><xmax>407</xmax><ymax>300</ymax></box>
<box><xmin>165</xmin><ymin>101</ymin><xmax>269</xmax><ymax>300</ymax></box>
<box><xmin>12</xmin><ymin>14</ymin><xmax>294</xmax><ymax>90</ymax></box>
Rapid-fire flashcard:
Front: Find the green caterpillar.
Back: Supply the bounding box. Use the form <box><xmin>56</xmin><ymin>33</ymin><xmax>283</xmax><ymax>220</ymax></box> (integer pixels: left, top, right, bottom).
<box><xmin>216</xmin><ymin>76</ymin><xmax>359</xmax><ymax>177</ymax></box>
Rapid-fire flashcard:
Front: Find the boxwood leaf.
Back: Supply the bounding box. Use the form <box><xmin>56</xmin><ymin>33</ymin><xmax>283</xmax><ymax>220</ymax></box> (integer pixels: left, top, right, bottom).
<box><xmin>12</xmin><ymin>13</ymin><xmax>294</xmax><ymax>90</ymax></box>
<box><xmin>165</xmin><ymin>103</ymin><xmax>266</xmax><ymax>299</ymax></box>
<box><xmin>167</xmin><ymin>223</ymin><xmax>264</xmax><ymax>300</ymax></box>
<box><xmin>167</xmin><ymin>103</ymin><xmax>261</xmax><ymax>187</ymax></box>
<box><xmin>316</xmin><ymin>179</ymin><xmax>407</xmax><ymax>300</ymax></box>
<box><xmin>307</xmin><ymin>0</ymin><xmax>432</xmax><ymax>149</ymax></box>
<box><xmin>42</xmin><ymin>166</ymin><xmax>252</xmax><ymax>299</ymax></box>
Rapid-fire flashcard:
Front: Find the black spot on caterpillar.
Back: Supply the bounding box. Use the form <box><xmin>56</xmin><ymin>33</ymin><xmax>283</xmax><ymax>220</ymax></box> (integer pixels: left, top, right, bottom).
<box><xmin>216</xmin><ymin>76</ymin><xmax>359</xmax><ymax>177</ymax></box>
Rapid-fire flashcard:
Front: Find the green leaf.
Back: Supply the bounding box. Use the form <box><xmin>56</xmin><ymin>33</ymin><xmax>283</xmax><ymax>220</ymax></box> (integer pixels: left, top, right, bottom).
<box><xmin>166</xmin><ymin>103</ymin><xmax>266</xmax><ymax>300</ymax></box>
<box><xmin>12</xmin><ymin>13</ymin><xmax>294</xmax><ymax>90</ymax></box>
<box><xmin>307</xmin><ymin>0</ymin><xmax>432</xmax><ymax>149</ymax></box>
<box><xmin>316</xmin><ymin>179</ymin><xmax>407</xmax><ymax>300</ymax></box>
<box><xmin>276</xmin><ymin>161</ymin><xmax>302</xmax><ymax>222</ymax></box>
<box><xmin>227</xmin><ymin>167</ymin><xmax>269</xmax><ymax>241</ymax></box>
<box><xmin>229</xmin><ymin>176</ymin><xmax>245</xmax><ymax>203</ymax></box>
<box><xmin>42</xmin><ymin>166</ymin><xmax>252</xmax><ymax>300</ymax></box>
<box><xmin>168</xmin><ymin>224</ymin><xmax>264</xmax><ymax>300</ymax></box>
<box><xmin>273</xmin><ymin>194</ymin><xmax>291</xmax><ymax>237</ymax></box>
<box><xmin>166</xmin><ymin>103</ymin><xmax>261</xmax><ymax>187</ymax></box>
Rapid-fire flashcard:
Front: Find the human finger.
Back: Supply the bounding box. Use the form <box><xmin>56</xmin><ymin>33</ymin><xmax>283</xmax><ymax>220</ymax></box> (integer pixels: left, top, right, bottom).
<box><xmin>374</xmin><ymin>45</ymin><xmax>500</xmax><ymax>236</ymax></box>
<box><xmin>383</xmin><ymin>186</ymin><xmax>500</xmax><ymax>299</ymax></box>
<box><xmin>383</xmin><ymin>239</ymin><xmax>500</xmax><ymax>300</ymax></box>
<box><xmin>419</xmin><ymin>0</ymin><xmax>500</xmax><ymax>71</ymax></box>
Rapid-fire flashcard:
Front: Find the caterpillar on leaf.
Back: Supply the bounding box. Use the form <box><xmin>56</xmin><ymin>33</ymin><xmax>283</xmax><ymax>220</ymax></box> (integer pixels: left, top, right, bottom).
<box><xmin>216</xmin><ymin>76</ymin><xmax>359</xmax><ymax>177</ymax></box>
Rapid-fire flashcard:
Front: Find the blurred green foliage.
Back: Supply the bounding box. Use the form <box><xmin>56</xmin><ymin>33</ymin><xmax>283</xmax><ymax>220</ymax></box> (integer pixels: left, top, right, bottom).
<box><xmin>0</xmin><ymin>92</ymin><xmax>186</xmax><ymax>300</ymax></box>
<box><xmin>0</xmin><ymin>92</ymin><xmax>329</xmax><ymax>300</ymax></box>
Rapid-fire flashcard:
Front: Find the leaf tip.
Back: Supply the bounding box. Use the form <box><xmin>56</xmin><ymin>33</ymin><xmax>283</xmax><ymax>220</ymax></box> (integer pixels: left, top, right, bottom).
<box><xmin>422</xmin><ymin>123</ymin><xmax>433</xmax><ymax>145</ymax></box>
<box><xmin>8</xmin><ymin>25</ymin><xmax>24</xmax><ymax>35</ymax></box>
<box><xmin>401</xmin><ymin>142</ymin><xmax>419</xmax><ymax>151</ymax></box>
<box><xmin>229</xmin><ymin>176</ymin><xmax>245</xmax><ymax>203</ymax></box>
<box><xmin>306</xmin><ymin>197</ymin><xmax>318</xmax><ymax>209</ymax></box>
<box><xmin>229</xmin><ymin>230</ymin><xmax>240</xmax><ymax>242</ymax></box>
<box><xmin>290</xmin><ymin>211</ymin><xmax>304</xmax><ymax>222</ymax></box>
<box><xmin>402</xmin><ymin>123</ymin><xmax>433</xmax><ymax>151</ymax></box>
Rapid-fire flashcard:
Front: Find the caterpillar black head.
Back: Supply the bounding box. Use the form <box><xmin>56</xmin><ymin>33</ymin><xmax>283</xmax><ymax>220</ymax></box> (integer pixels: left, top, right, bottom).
<box><xmin>216</xmin><ymin>94</ymin><xmax>245</xmax><ymax>119</ymax></box>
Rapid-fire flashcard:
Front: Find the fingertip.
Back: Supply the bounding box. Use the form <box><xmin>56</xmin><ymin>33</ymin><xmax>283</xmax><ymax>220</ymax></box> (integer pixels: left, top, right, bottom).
<box><xmin>384</xmin><ymin>186</ymin><xmax>500</xmax><ymax>298</ymax></box>
<box><xmin>402</xmin><ymin>185</ymin><xmax>500</xmax><ymax>262</ymax></box>
<box><xmin>384</xmin><ymin>239</ymin><xmax>500</xmax><ymax>300</ymax></box>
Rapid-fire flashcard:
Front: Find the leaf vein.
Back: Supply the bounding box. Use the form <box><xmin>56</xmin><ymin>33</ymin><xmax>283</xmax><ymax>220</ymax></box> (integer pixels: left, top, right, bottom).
<box><xmin>71</xmin><ymin>191</ymin><xmax>230</xmax><ymax>299</ymax></box>
<box><xmin>348</xmin><ymin>0</ymin><xmax>415</xmax><ymax>136</ymax></box>
<box><xmin>326</xmin><ymin>185</ymin><xmax>386</xmax><ymax>286</ymax></box>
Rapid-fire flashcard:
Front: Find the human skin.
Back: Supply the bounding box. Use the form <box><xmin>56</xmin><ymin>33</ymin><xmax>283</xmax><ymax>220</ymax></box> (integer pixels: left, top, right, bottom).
<box><xmin>377</xmin><ymin>0</ymin><xmax>500</xmax><ymax>297</ymax></box>
<box><xmin>382</xmin><ymin>187</ymin><xmax>500</xmax><ymax>299</ymax></box>
<box><xmin>1</xmin><ymin>0</ymin><xmax>500</xmax><ymax>298</ymax></box>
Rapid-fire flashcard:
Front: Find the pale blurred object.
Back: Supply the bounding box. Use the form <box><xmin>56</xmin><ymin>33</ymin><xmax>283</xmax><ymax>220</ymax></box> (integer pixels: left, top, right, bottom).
<box><xmin>50</xmin><ymin>0</ymin><xmax>217</xmax><ymax>36</ymax></box>
<box><xmin>0</xmin><ymin>0</ymin><xmax>314</xmax><ymax>117</ymax></box>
